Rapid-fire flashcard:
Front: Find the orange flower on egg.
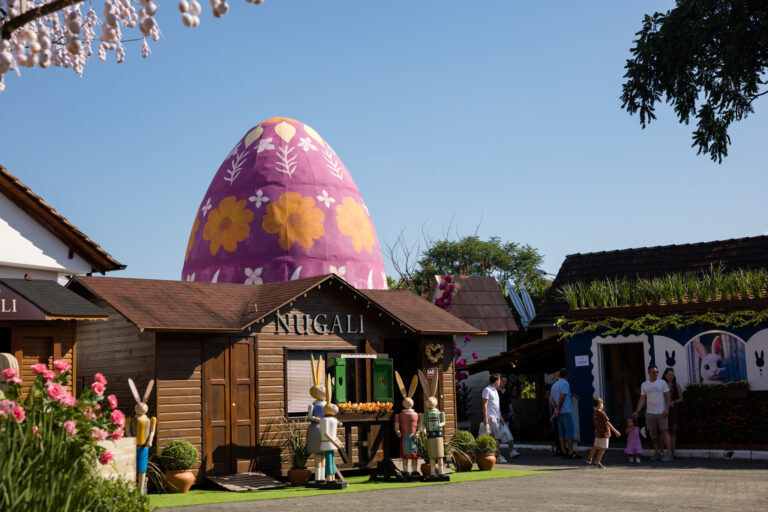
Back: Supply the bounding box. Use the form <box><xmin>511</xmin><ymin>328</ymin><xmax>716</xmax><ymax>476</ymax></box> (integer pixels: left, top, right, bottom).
<box><xmin>262</xmin><ymin>192</ymin><xmax>325</xmax><ymax>250</ymax></box>
<box><xmin>335</xmin><ymin>197</ymin><xmax>375</xmax><ymax>253</ymax></box>
<box><xmin>203</xmin><ymin>196</ymin><xmax>254</xmax><ymax>255</ymax></box>
<box><xmin>185</xmin><ymin>214</ymin><xmax>200</xmax><ymax>262</ymax></box>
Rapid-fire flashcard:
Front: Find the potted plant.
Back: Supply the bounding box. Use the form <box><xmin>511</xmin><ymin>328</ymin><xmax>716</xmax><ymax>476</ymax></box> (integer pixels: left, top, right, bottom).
<box><xmin>159</xmin><ymin>440</ymin><xmax>198</xmax><ymax>493</ymax></box>
<box><xmin>447</xmin><ymin>429</ymin><xmax>475</xmax><ymax>472</ymax></box>
<box><xmin>415</xmin><ymin>431</ymin><xmax>434</xmax><ymax>476</ymax></box>
<box><xmin>475</xmin><ymin>435</ymin><xmax>497</xmax><ymax>471</ymax></box>
<box><xmin>283</xmin><ymin>418</ymin><xmax>311</xmax><ymax>486</ymax></box>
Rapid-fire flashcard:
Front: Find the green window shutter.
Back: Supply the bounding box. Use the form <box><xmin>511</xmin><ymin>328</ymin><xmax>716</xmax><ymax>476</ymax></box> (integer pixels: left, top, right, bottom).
<box><xmin>373</xmin><ymin>358</ymin><xmax>394</xmax><ymax>402</ymax></box>
<box><xmin>329</xmin><ymin>358</ymin><xmax>346</xmax><ymax>403</ymax></box>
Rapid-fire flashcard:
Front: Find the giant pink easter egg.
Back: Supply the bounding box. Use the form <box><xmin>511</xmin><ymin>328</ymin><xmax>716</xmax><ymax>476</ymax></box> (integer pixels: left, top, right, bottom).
<box><xmin>182</xmin><ymin>117</ymin><xmax>387</xmax><ymax>289</ymax></box>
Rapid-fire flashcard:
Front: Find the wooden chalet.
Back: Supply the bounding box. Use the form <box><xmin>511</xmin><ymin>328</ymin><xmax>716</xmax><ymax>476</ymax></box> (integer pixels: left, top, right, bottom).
<box><xmin>68</xmin><ymin>274</ymin><xmax>483</xmax><ymax>478</ymax></box>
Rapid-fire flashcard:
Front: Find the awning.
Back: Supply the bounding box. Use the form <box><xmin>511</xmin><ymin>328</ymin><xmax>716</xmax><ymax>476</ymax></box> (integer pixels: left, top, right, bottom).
<box><xmin>0</xmin><ymin>279</ymin><xmax>108</xmax><ymax>321</ymax></box>
<box><xmin>465</xmin><ymin>335</ymin><xmax>565</xmax><ymax>374</ymax></box>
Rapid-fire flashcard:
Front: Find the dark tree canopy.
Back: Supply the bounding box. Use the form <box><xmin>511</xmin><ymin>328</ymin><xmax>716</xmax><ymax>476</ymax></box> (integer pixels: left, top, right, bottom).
<box><xmin>410</xmin><ymin>236</ymin><xmax>545</xmax><ymax>295</ymax></box>
<box><xmin>621</xmin><ymin>0</ymin><xmax>768</xmax><ymax>163</ymax></box>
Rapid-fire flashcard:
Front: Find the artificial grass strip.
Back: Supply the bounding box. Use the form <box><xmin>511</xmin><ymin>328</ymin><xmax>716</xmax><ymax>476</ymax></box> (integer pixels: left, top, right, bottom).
<box><xmin>149</xmin><ymin>468</ymin><xmax>542</xmax><ymax>509</ymax></box>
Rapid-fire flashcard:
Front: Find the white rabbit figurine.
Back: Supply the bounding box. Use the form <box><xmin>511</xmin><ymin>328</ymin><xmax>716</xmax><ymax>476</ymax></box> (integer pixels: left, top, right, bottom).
<box><xmin>692</xmin><ymin>336</ymin><xmax>728</xmax><ymax>384</ymax></box>
<box><xmin>128</xmin><ymin>378</ymin><xmax>157</xmax><ymax>495</ymax></box>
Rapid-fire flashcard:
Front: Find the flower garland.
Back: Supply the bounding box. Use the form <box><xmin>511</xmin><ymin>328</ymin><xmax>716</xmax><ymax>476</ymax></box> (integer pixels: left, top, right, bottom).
<box><xmin>556</xmin><ymin>309</ymin><xmax>768</xmax><ymax>340</ymax></box>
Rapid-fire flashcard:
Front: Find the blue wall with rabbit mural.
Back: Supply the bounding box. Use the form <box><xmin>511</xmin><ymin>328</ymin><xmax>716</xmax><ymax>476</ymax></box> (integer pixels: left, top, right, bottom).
<box><xmin>565</xmin><ymin>325</ymin><xmax>768</xmax><ymax>444</ymax></box>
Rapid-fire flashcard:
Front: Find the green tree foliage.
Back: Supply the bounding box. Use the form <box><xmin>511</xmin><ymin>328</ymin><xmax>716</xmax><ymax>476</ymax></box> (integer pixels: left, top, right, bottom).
<box><xmin>621</xmin><ymin>0</ymin><xmax>768</xmax><ymax>162</ymax></box>
<box><xmin>410</xmin><ymin>236</ymin><xmax>545</xmax><ymax>295</ymax></box>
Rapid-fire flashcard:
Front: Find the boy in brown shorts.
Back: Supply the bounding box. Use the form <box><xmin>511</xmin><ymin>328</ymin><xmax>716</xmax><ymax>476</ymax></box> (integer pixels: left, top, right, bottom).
<box><xmin>586</xmin><ymin>397</ymin><xmax>621</xmax><ymax>469</ymax></box>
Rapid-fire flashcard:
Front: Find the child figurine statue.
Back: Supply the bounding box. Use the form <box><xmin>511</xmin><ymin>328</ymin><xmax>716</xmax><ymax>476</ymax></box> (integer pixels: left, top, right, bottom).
<box><xmin>306</xmin><ymin>355</ymin><xmax>327</xmax><ymax>483</ymax></box>
<box><xmin>394</xmin><ymin>371</ymin><xmax>420</xmax><ymax>478</ymax></box>
<box><xmin>128</xmin><ymin>378</ymin><xmax>157</xmax><ymax>495</ymax></box>
<box><xmin>417</xmin><ymin>369</ymin><xmax>448</xmax><ymax>481</ymax></box>
<box><xmin>319</xmin><ymin>374</ymin><xmax>346</xmax><ymax>488</ymax></box>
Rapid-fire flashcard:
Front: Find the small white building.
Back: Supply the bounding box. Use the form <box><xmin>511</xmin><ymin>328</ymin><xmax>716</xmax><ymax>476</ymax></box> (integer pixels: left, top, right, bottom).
<box><xmin>431</xmin><ymin>275</ymin><xmax>519</xmax><ymax>430</ymax></box>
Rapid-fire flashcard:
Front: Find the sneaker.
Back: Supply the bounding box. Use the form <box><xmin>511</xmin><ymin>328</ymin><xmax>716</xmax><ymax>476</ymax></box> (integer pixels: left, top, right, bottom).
<box><xmin>635</xmin><ymin>458</ymin><xmax>641</xmax><ymax>464</ymax></box>
<box><xmin>586</xmin><ymin>459</ymin><xmax>593</xmax><ymax>465</ymax></box>
<box><xmin>594</xmin><ymin>462</ymin><xmax>605</xmax><ymax>469</ymax></box>
<box><xmin>628</xmin><ymin>457</ymin><xmax>634</xmax><ymax>463</ymax></box>
<box><xmin>569</xmin><ymin>452</ymin><xmax>581</xmax><ymax>459</ymax></box>
<box><xmin>510</xmin><ymin>450</ymin><xmax>520</xmax><ymax>458</ymax></box>
<box><xmin>498</xmin><ymin>456</ymin><xmax>509</xmax><ymax>464</ymax></box>
<box><xmin>661</xmin><ymin>454</ymin><xmax>674</xmax><ymax>462</ymax></box>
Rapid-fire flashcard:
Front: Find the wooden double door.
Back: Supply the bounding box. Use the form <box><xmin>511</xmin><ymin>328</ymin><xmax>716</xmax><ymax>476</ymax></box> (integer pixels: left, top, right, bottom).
<box><xmin>203</xmin><ymin>337</ymin><xmax>256</xmax><ymax>475</ymax></box>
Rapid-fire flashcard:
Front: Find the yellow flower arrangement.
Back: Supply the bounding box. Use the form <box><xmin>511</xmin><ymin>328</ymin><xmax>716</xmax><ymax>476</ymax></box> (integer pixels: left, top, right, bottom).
<box><xmin>337</xmin><ymin>402</ymin><xmax>393</xmax><ymax>413</ymax></box>
<box><xmin>203</xmin><ymin>196</ymin><xmax>254</xmax><ymax>255</ymax></box>
<box><xmin>185</xmin><ymin>214</ymin><xmax>200</xmax><ymax>262</ymax></box>
<box><xmin>335</xmin><ymin>197</ymin><xmax>375</xmax><ymax>253</ymax></box>
<box><xmin>262</xmin><ymin>192</ymin><xmax>325</xmax><ymax>250</ymax></box>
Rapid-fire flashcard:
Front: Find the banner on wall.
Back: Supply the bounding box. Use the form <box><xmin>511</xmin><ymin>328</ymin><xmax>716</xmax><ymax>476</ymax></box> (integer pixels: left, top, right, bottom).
<box><xmin>685</xmin><ymin>331</ymin><xmax>747</xmax><ymax>384</ymax></box>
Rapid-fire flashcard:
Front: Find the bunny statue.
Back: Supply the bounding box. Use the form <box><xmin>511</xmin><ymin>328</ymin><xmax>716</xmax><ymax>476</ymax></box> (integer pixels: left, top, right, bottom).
<box><xmin>306</xmin><ymin>355</ymin><xmax>327</xmax><ymax>483</ymax></box>
<box><xmin>692</xmin><ymin>336</ymin><xmax>728</xmax><ymax>383</ymax></box>
<box><xmin>128</xmin><ymin>378</ymin><xmax>157</xmax><ymax>495</ymax></box>
<box><xmin>319</xmin><ymin>373</ymin><xmax>346</xmax><ymax>488</ymax></box>
<box><xmin>417</xmin><ymin>369</ymin><xmax>449</xmax><ymax>481</ymax></box>
<box><xmin>394</xmin><ymin>371</ymin><xmax>420</xmax><ymax>478</ymax></box>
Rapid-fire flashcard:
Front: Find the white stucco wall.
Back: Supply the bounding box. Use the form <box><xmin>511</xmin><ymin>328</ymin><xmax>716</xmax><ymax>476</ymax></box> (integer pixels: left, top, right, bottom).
<box><xmin>456</xmin><ymin>331</ymin><xmax>507</xmax><ymax>429</ymax></box>
<box><xmin>0</xmin><ymin>193</ymin><xmax>91</xmax><ymax>279</ymax></box>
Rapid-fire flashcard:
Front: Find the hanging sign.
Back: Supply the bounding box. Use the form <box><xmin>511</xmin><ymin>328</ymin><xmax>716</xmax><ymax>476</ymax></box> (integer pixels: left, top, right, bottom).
<box><xmin>574</xmin><ymin>355</ymin><xmax>589</xmax><ymax>367</ymax></box>
<box><xmin>0</xmin><ymin>284</ymin><xmax>45</xmax><ymax>320</ymax></box>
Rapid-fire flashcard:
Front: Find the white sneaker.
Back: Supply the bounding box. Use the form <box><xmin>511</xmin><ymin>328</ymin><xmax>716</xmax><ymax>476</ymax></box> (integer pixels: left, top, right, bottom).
<box><xmin>498</xmin><ymin>456</ymin><xmax>509</xmax><ymax>464</ymax></box>
<box><xmin>510</xmin><ymin>450</ymin><xmax>520</xmax><ymax>458</ymax></box>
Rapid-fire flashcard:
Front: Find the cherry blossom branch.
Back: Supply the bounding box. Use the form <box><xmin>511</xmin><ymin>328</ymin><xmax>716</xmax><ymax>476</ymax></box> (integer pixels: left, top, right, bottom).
<box><xmin>2</xmin><ymin>0</ymin><xmax>84</xmax><ymax>40</ymax></box>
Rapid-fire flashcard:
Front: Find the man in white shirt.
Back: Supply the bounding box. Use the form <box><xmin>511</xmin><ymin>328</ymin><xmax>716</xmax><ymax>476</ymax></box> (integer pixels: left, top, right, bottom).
<box><xmin>482</xmin><ymin>373</ymin><xmax>507</xmax><ymax>463</ymax></box>
<box><xmin>633</xmin><ymin>364</ymin><xmax>672</xmax><ymax>461</ymax></box>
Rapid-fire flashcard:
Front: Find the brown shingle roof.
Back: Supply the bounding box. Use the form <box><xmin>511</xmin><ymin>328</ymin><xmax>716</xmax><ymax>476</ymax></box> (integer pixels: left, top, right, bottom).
<box><xmin>70</xmin><ymin>275</ymin><xmax>484</xmax><ymax>335</ymax></box>
<box><xmin>428</xmin><ymin>275</ymin><xmax>519</xmax><ymax>332</ymax></box>
<box><xmin>0</xmin><ymin>278</ymin><xmax>108</xmax><ymax>320</ymax></box>
<box><xmin>465</xmin><ymin>335</ymin><xmax>564</xmax><ymax>374</ymax></box>
<box><xmin>0</xmin><ymin>166</ymin><xmax>124</xmax><ymax>274</ymax></box>
<box><xmin>531</xmin><ymin>235</ymin><xmax>768</xmax><ymax>326</ymax></box>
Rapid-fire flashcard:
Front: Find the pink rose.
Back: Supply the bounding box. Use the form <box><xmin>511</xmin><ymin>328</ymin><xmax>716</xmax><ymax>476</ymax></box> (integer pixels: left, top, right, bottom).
<box><xmin>62</xmin><ymin>420</ymin><xmax>78</xmax><ymax>435</ymax></box>
<box><xmin>59</xmin><ymin>393</ymin><xmax>77</xmax><ymax>406</ymax></box>
<box><xmin>11</xmin><ymin>406</ymin><xmax>25</xmax><ymax>423</ymax></box>
<box><xmin>53</xmin><ymin>360</ymin><xmax>69</xmax><ymax>372</ymax></box>
<box><xmin>93</xmin><ymin>373</ymin><xmax>107</xmax><ymax>385</ymax></box>
<box><xmin>91</xmin><ymin>381</ymin><xmax>106</xmax><ymax>396</ymax></box>
<box><xmin>32</xmin><ymin>425</ymin><xmax>41</xmax><ymax>438</ymax></box>
<box><xmin>99</xmin><ymin>451</ymin><xmax>113</xmax><ymax>465</ymax></box>
<box><xmin>90</xmin><ymin>427</ymin><xmax>108</xmax><ymax>441</ymax></box>
<box><xmin>0</xmin><ymin>399</ymin><xmax>13</xmax><ymax>415</ymax></box>
<box><xmin>42</xmin><ymin>370</ymin><xmax>56</xmax><ymax>381</ymax></box>
<box><xmin>46</xmin><ymin>382</ymin><xmax>64</xmax><ymax>401</ymax></box>
<box><xmin>7</xmin><ymin>376</ymin><xmax>22</xmax><ymax>384</ymax></box>
<box><xmin>84</xmin><ymin>408</ymin><xmax>96</xmax><ymax>420</ymax></box>
<box><xmin>472</xmin><ymin>352</ymin><xmax>478</xmax><ymax>359</ymax></box>
<box><xmin>31</xmin><ymin>363</ymin><xmax>48</xmax><ymax>374</ymax></box>
<box><xmin>109</xmin><ymin>427</ymin><xmax>124</xmax><ymax>440</ymax></box>
<box><xmin>110</xmin><ymin>409</ymin><xmax>126</xmax><ymax>428</ymax></box>
<box><xmin>107</xmin><ymin>395</ymin><xmax>118</xmax><ymax>410</ymax></box>
<box><xmin>2</xmin><ymin>368</ymin><xmax>17</xmax><ymax>379</ymax></box>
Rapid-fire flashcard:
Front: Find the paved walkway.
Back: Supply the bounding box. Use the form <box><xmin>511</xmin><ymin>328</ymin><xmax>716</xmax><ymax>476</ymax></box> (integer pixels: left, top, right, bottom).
<box><xmin>159</xmin><ymin>450</ymin><xmax>768</xmax><ymax>511</ymax></box>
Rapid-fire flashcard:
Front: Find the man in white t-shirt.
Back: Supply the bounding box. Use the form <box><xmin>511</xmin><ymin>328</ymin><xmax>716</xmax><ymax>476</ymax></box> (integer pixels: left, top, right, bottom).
<box><xmin>633</xmin><ymin>364</ymin><xmax>672</xmax><ymax>461</ymax></box>
<box><xmin>482</xmin><ymin>373</ymin><xmax>507</xmax><ymax>463</ymax></box>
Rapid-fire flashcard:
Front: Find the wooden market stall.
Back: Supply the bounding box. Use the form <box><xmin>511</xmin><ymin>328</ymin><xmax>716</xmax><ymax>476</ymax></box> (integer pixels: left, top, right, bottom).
<box><xmin>69</xmin><ymin>274</ymin><xmax>483</xmax><ymax>479</ymax></box>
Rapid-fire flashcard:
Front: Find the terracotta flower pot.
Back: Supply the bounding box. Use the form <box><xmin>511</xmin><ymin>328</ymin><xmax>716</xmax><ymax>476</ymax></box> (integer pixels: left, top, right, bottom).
<box><xmin>452</xmin><ymin>451</ymin><xmax>475</xmax><ymax>472</ymax></box>
<box><xmin>476</xmin><ymin>453</ymin><xmax>496</xmax><ymax>471</ymax></box>
<box><xmin>165</xmin><ymin>469</ymin><xmax>195</xmax><ymax>493</ymax></box>
<box><xmin>420</xmin><ymin>462</ymin><xmax>436</xmax><ymax>476</ymax></box>
<box><xmin>287</xmin><ymin>467</ymin><xmax>312</xmax><ymax>486</ymax></box>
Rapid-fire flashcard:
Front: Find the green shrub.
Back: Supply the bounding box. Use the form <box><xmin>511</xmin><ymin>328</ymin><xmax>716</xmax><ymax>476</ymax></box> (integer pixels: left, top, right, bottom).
<box><xmin>475</xmin><ymin>435</ymin><xmax>497</xmax><ymax>455</ymax></box>
<box><xmin>448</xmin><ymin>429</ymin><xmax>475</xmax><ymax>453</ymax></box>
<box><xmin>160</xmin><ymin>440</ymin><xmax>199</xmax><ymax>470</ymax></box>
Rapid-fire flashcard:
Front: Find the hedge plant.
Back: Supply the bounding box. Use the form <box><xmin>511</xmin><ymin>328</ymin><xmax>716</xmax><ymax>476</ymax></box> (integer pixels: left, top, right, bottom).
<box><xmin>160</xmin><ymin>440</ymin><xmax>199</xmax><ymax>470</ymax></box>
<box><xmin>474</xmin><ymin>435</ymin><xmax>497</xmax><ymax>455</ymax></box>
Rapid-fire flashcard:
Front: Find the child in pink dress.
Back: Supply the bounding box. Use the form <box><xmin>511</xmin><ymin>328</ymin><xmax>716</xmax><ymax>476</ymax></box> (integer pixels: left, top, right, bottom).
<box><xmin>625</xmin><ymin>417</ymin><xmax>643</xmax><ymax>463</ymax></box>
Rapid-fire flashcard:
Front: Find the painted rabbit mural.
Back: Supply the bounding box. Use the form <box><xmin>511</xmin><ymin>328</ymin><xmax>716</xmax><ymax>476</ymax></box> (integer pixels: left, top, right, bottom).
<box><xmin>686</xmin><ymin>331</ymin><xmax>747</xmax><ymax>384</ymax></box>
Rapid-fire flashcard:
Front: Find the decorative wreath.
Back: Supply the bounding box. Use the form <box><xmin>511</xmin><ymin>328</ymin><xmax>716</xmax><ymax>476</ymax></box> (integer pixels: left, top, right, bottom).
<box><xmin>425</xmin><ymin>343</ymin><xmax>444</xmax><ymax>363</ymax></box>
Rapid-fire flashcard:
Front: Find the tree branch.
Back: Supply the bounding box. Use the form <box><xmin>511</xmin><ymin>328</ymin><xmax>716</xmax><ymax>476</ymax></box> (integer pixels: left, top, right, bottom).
<box><xmin>2</xmin><ymin>0</ymin><xmax>84</xmax><ymax>40</ymax></box>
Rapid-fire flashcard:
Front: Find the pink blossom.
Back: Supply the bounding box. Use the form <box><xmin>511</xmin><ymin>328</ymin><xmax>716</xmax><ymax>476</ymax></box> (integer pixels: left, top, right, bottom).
<box><xmin>42</xmin><ymin>370</ymin><xmax>56</xmax><ymax>381</ymax></box>
<box><xmin>454</xmin><ymin>348</ymin><xmax>462</xmax><ymax>357</ymax></box>
<box><xmin>99</xmin><ymin>451</ymin><xmax>113</xmax><ymax>465</ymax></box>
<box><xmin>95</xmin><ymin>404</ymin><xmax>101</xmax><ymax>411</ymax></box>
<box><xmin>53</xmin><ymin>360</ymin><xmax>69</xmax><ymax>372</ymax></box>
<box><xmin>446</xmin><ymin>284</ymin><xmax>455</xmax><ymax>293</ymax></box>
<box><xmin>90</xmin><ymin>427</ymin><xmax>108</xmax><ymax>441</ymax></box>
<box><xmin>46</xmin><ymin>382</ymin><xmax>64</xmax><ymax>401</ymax></box>
<box><xmin>107</xmin><ymin>394</ymin><xmax>118</xmax><ymax>410</ymax></box>
<box><xmin>8</xmin><ymin>376</ymin><xmax>22</xmax><ymax>384</ymax></box>
<box><xmin>91</xmin><ymin>381</ymin><xmax>106</xmax><ymax>396</ymax></box>
<box><xmin>59</xmin><ymin>393</ymin><xmax>77</xmax><ymax>406</ymax></box>
<box><xmin>11</xmin><ymin>406</ymin><xmax>25</xmax><ymax>423</ymax></box>
<box><xmin>435</xmin><ymin>298</ymin><xmax>444</xmax><ymax>308</ymax></box>
<box><xmin>110</xmin><ymin>409</ymin><xmax>126</xmax><ymax>428</ymax></box>
<box><xmin>0</xmin><ymin>399</ymin><xmax>13</xmax><ymax>415</ymax></box>
<box><xmin>62</xmin><ymin>420</ymin><xmax>78</xmax><ymax>435</ymax></box>
<box><xmin>84</xmin><ymin>408</ymin><xmax>96</xmax><ymax>420</ymax></box>
<box><xmin>93</xmin><ymin>373</ymin><xmax>107</xmax><ymax>385</ymax></box>
<box><xmin>464</xmin><ymin>335</ymin><xmax>472</xmax><ymax>342</ymax></box>
<box><xmin>444</xmin><ymin>275</ymin><xmax>453</xmax><ymax>283</ymax></box>
<box><xmin>438</xmin><ymin>282</ymin><xmax>446</xmax><ymax>291</ymax></box>
<box><xmin>31</xmin><ymin>363</ymin><xmax>48</xmax><ymax>374</ymax></box>
<box><xmin>2</xmin><ymin>368</ymin><xmax>17</xmax><ymax>379</ymax></box>
<box><xmin>32</xmin><ymin>426</ymin><xmax>40</xmax><ymax>438</ymax></box>
<box><xmin>109</xmin><ymin>427</ymin><xmax>124</xmax><ymax>440</ymax></box>
<box><xmin>472</xmin><ymin>352</ymin><xmax>478</xmax><ymax>359</ymax></box>
<box><xmin>456</xmin><ymin>359</ymin><xmax>466</xmax><ymax>368</ymax></box>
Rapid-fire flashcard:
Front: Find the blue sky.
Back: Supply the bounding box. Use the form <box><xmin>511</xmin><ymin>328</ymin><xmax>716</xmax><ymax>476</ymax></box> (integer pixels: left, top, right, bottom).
<box><xmin>1</xmin><ymin>1</ymin><xmax>766</xmax><ymax>281</ymax></box>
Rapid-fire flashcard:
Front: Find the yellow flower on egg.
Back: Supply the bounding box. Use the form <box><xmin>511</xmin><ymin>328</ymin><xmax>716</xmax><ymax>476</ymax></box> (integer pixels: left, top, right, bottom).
<box><xmin>262</xmin><ymin>192</ymin><xmax>325</xmax><ymax>250</ymax></box>
<box><xmin>335</xmin><ymin>197</ymin><xmax>375</xmax><ymax>253</ymax></box>
<box><xmin>203</xmin><ymin>196</ymin><xmax>254</xmax><ymax>255</ymax></box>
